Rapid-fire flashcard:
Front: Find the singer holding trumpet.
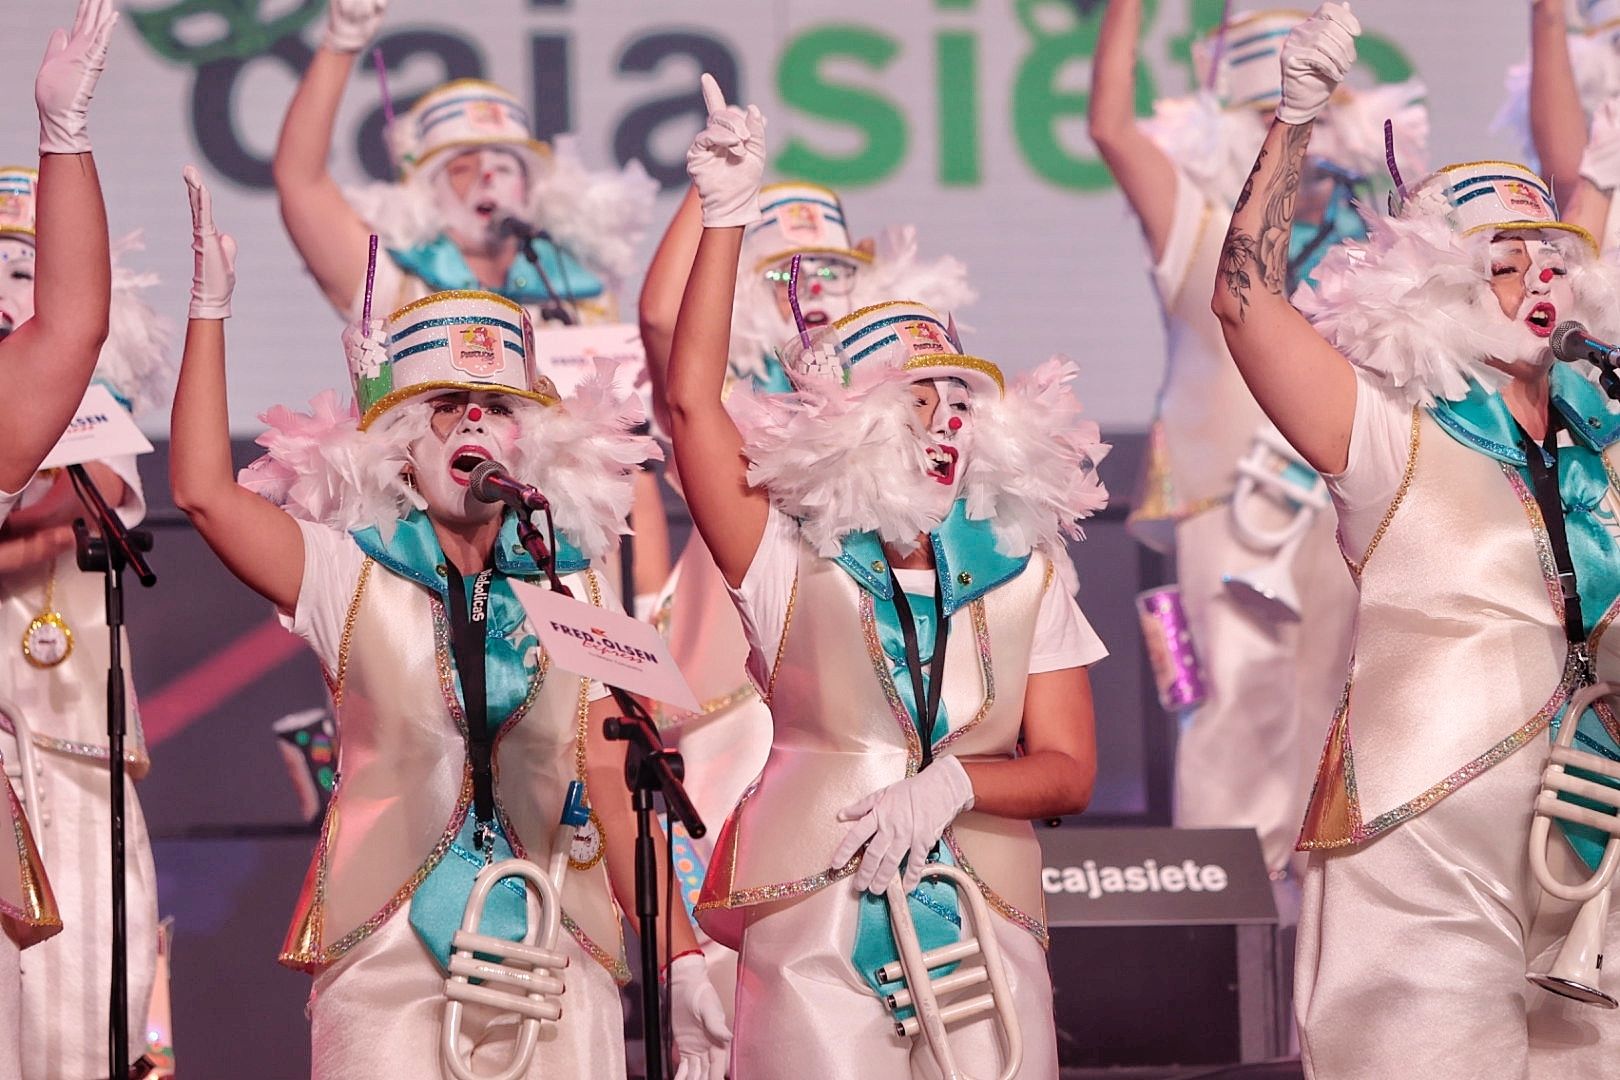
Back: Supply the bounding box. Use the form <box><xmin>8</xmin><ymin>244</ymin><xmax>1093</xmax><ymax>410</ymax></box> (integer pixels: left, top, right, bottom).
<box><xmin>667</xmin><ymin>76</ymin><xmax>1109</xmax><ymax>1078</ymax></box>
<box><xmin>1214</xmin><ymin>5</ymin><xmax>1620</xmax><ymax>1075</ymax></box>
<box><xmin>168</xmin><ymin>170</ymin><xmax>730</xmax><ymax>1078</ymax></box>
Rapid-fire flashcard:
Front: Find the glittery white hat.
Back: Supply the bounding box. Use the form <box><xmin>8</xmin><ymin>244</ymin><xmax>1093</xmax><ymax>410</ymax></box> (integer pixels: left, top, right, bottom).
<box><xmin>778</xmin><ymin>299</ymin><xmax>1002</xmax><ymax>398</ymax></box>
<box><xmin>391</xmin><ymin>80</ymin><xmax>550</xmax><ymax>181</ymax></box>
<box><xmin>1194</xmin><ymin>9</ymin><xmax>1309</xmax><ymax>111</ymax></box>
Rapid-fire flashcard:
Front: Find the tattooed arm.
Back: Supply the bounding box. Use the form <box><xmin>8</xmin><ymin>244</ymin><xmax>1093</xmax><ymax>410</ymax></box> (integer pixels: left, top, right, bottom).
<box><xmin>1210</xmin><ymin>117</ymin><xmax>1356</xmax><ymax>474</ymax></box>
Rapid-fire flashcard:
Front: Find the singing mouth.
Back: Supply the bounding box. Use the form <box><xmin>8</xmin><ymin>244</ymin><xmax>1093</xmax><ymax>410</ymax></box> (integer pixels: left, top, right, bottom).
<box><xmin>1526</xmin><ymin>302</ymin><xmax>1556</xmax><ymax>338</ymax></box>
<box><xmin>0</xmin><ymin>314</ymin><xmax>12</xmax><ymax>341</ymax></box>
<box><xmin>449</xmin><ymin>444</ymin><xmax>492</xmax><ymax>487</ymax></box>
<box><xmin>802</xmin><ymin>310</ymin><xmax>830</xmax><ymax>328</ymax></box>
<box><xmin>475</xmin><ymin>199</ymin><xmax>498</xmax><ymax>219</ymax></box>
<box><xmin>925</xmin><ymin>445</ymin><xmax>958</xmax><ymax>485</ymax></box>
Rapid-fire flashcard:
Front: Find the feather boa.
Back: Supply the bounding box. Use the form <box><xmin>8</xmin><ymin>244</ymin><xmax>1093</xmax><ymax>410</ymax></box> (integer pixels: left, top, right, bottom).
<box><xmin>729</xmin><ymin>358</ymin><xmax>1109</xmax><ymax>558</ymax></box>
<box><xmin>98</xmin><ymin>231</ymin><xmax>176</xmax><ymax>416</ymax></box>
<box><xmin>1496</xmin><ymin>34</ymin><xmax>1620</xmax><ymax>165</ymax></box>
<box><xmin>343</xmin><ymin>135</ymin><xmax>657</xmax><ymax>290</ymax></box>
<box><xmin>1295</xmin><ymin>199</ymin><xmax>1620</xmax><ymax>405</ymax></box>
<box><xmin>1146</xmin><ymin>84</ymin><xmax>1430</xmax><ymax>208</ymax></box>
<box><xmin>238</xmin><ymin>361</ymin><xmax>659</xmax><ymax>555</ymax></box>
<box><xmin>727</xmin><ymin>223</ymin><xmax>977</xmax><ymax>382</ymax></box>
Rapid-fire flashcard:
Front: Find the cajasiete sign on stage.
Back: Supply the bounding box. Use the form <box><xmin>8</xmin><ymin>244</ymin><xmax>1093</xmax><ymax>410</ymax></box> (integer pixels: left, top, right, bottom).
<box><xmin>1039</xmin><ymin>826</ymin><xmax>1276</xmax><ymax>926</ymax></box>
<box><xmin>0</xmin><ymin>2</ymin><xmax>1521</xmax><ymax>438</ymax></box>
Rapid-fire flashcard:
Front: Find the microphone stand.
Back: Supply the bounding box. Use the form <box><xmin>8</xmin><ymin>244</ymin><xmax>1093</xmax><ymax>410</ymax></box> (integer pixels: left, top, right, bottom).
<box><xmin>512</xmin><ymin>509</ymin><xmax>703</xmax><ymax>1080</ymax></box>
<box><xmin>506</xmin><ymin>225</ymin><xmax>575</xmax><ymax>327</ymax></box>
<box><xmin>66</xmin><ymin>464</ymin><xmax>155</xmax><ymax>1080</ymax></box>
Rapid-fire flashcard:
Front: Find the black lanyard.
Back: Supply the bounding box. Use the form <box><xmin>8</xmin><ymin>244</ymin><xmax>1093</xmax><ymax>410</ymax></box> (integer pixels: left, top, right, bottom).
<box><xmin>1516</xmin><ymin>413</ymin><xmax>1590</xmax><ymax>674</ymax></box>
<box><xmin>444</xmin><ymin>562</ymin><xmax>498</xmax><ymax>831</ymax></box>
<box><xmin>888</xmin><ymin>566</ymin><xmax>950</xmax><ymax>769</ymax></box>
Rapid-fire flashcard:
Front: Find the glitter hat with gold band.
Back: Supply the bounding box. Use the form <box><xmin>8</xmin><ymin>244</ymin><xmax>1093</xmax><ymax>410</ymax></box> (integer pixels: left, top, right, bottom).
<box><xmin>744</xmin><ymin>182</ymin><xmax>875</xmax><ymax>273</ymax></box>
<box><xmin>1403</xmin><ymin>161</ymin><xmax>1597</xmax><ymax>250</ymax></box>
<box><xmin>780</xmin><ymin>299</ymin><xmax>1003</xmax><ymax>399</ymax></box>
<box><xmin>0</xmin><ymin>166</ymin><xmax>37</xmax><ymax>240</ymax></box>
<box><xmin>391</xmin><ymin>80</ymin><xmax>551</xmax><ymax>180</ymax></box>
<box><xmin>355</xmin><ymin>289</ymin><xmax>558</xmax><ymax>430</ymax></box>
<box><xmin>1580</xmin><ymin>0</ymin><xmax>1620</xmax><ymax>30</ymax></box>
<box><xmin>1195</xmin><ymin>9</ymin><xmax>1308</xmax><ymax>111</ymax></box>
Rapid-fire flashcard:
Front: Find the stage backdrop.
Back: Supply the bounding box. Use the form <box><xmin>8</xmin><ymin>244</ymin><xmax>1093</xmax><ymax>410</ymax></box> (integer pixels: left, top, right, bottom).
<box><xmin>0</xmin><ymin>0</ymin><xmax>1544</xmax><ymax>436</ymax></box>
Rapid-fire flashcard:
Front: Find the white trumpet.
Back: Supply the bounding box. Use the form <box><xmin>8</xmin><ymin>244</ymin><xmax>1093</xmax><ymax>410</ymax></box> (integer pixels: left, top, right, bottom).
<box><xmin>1223</xmin><ymin>423</ymin><xmax>1330</xmax><ymax>622</ymax></box>
<box><xmin>1526</xmin><ymin>681</ymin><xmax>1620</xmax><ymax>1009</ymax></box>
<box><xmin>877</xmin><ymin>864</ymin><xmax>1023</xmax><ymax>1080</ymax></box>
<box><xmin>0</xmin><ymin>695</ymin><xmax>47</xmax><ymax>856</ymax></box>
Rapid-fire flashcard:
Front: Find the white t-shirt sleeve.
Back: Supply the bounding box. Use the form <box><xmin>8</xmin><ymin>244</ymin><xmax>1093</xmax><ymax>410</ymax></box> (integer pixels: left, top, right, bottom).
<box><xmin>1029</xmin><ymin>577</ymin><xmax>1110</xmax><ymax>674</ymax></box>
<box><xmin>279</xmin><ymin>517</ymin><xmax>369</xmax><ymax>674</ymax></box>
<box><xmin>726</xmin><ymin>505</ymin><xmax>802</xmax><ymax>692</ymax></box>
<box><xmin>1322</xmin><ymin>369</ymin><xmax>1416</xmax><ymax>561</ymax></box>
<box><xmin>1150</xmin><ymin>170</ymin><xmax>1211</xmax><ymax>307</ymax></box>
<box><xmin>101</xmin><ymin>454</ymin><xmax>147</xmax><ymax>528</ymax></box>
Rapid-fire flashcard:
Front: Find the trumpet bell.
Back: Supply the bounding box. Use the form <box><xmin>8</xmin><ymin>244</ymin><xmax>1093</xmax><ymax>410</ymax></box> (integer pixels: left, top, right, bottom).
<box><xmin>1527</xmin><ymin>886</ymin><xmax>1618</xmax><ymax>1008</ymax></box>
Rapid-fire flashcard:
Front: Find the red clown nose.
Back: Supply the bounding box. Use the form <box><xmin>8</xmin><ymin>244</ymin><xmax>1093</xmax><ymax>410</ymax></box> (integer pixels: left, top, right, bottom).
<box><xmin>467</xmin><ymin>406</ymin><xmax>483</xmax><ymax>422</ymax></box>
<box><xmin>948</xmin><ymin>417</ymin><xmax>963</xmax><ymax>432</ymax></box>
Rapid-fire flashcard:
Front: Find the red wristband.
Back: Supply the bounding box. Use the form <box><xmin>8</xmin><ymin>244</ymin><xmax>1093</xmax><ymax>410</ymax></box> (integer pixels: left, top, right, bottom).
<box><xmin>661</xmin><ymin>948</ymin><xmax>704</xmax><ymax>980</ymax></box>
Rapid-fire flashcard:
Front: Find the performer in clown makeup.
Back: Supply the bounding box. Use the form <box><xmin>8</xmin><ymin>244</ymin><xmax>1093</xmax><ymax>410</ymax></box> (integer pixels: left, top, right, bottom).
<box><xmin>636</xmin><ymin>165</ymin><xmax>975</xmax><ymax>1012</ymax></box>
<box><xmin>1216</xmin><ymin>7</ymin><xmax>1620</xmax><ymax>1073</ymax></box>
<box><xmin>665</xmin><ymin>76</ymin><xmax>1108</xmax><ymax>1077</ymax></box>
<box><xmin>1089</xmin><ymin>0</ymin><xmax>1427</xmax><ymax>901</ymax></box>
<box><xmin>170</xmin><ymin>168</ymin><xmax>729</xmax><ymax>1079</ymax></box>
<box><xmin>0</xmin><ymin>165</ymin><xmax>175</xmax><ymax>1079</ymax></box>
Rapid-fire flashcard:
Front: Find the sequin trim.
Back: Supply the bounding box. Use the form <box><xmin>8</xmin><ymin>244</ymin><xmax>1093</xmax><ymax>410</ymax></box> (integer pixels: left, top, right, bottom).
<box><xmin>1349</xmin><ymin>409</ymin><xmax>1421</xmax><ymax>578</ymax></box>
<box><xmin>693</xmin><ymin>851</ymin><xmax>863</xmax><ymax>913</ymax></box>
<box><xmin>563</xmin><ymin>911</ymin><xmax>631</xmax><ymax>985</ymax></box>
<box><xmin>933</xmin><ymin>602</ymin><xmax>996</xmax><ymax>756</ymax></box>
<box><xmin>941</xmin><ymin>828</ymin><xmax>1048</xmax><ymax>949</ymax></box>
<box><xmin>763</xmin><ymin>571</ymin><xmax>799</xmax><ymax>707</ymax></box>
<box><xmin>2</xmin><ymin>774</ymin><xmax>58</xmax><ymax>933</ymax></box>
<box><xmin>653</xmin><ymin>681</ymin><xmax>759</xmax><ymax>732</ymax></box>
<box><xmin>1502</xmin><ymin>466</ymin><xmax>1566</xmax><ymax>619</ymax></box>
<box><xmin>862</xmin><ymin>592</ymin><xmax>924</xmax><ymax>771</ymax></box>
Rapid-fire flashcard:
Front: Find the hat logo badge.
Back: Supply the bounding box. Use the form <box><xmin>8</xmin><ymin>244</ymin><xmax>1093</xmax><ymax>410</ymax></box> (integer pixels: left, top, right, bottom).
<box><xmin>449</xmin><ymin>323</ymin><xmax>505</xmax><ymax>377</ymax></box>
<box><xmin>0</xmin><ymin>195</ymin><xmax>26</xmax><ymax>225</ymax></box>
<box><xmin>467</xmin><ymin>101</ymin><xmax>506</xmax><ymax>131</ymax></box>
<box><xmin>1496</xmin><ymin>180</ymin><xmax>1549</xmax><ymax>220</ymax></box>
<box><xmin>780</xmin><ymin>203</ymin><xmax>825</xmax><ymax>243</ymax></box>
<box><xmin>900</xmin><ymin>320</ymin><xmax>949</xmax><ymax>357</ymax></box>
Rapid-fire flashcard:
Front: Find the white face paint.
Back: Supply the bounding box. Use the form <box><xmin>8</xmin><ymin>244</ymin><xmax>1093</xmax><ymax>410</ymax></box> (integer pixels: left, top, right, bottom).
<box><xmin>1485</xmin><ymin>236</ymin><xmax>1575</xmax><ymax>371</ymax></box>
<box><xmin>764</xmin><ymin>255</ymin><xmax>860</xmax><ymax>330</ymax></box>
<box><xmin>407</xmin><ymin>390</ymin><xmax>523</xmax><ymax>525</ymax></box>
<box><xmin>0</xmin><ymin>237</ymin><xmax>36</xmax><ymax>339</ymax></box>
<box><xmin>431</xmin><ymin>148</ymin><xmax>530</xmax><ymax>250</ymax></box>
<box><xmin>909</xmin><ymin>377</ymin><xmax>975</xmax><ymax>523</ymax></box>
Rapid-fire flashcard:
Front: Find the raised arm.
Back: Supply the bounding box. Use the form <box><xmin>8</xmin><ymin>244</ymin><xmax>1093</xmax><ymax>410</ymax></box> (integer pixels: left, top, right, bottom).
<box><xmin>639</xmin><ymin>186</ymin><xmax>703</xmax><ymax>434</ymax></box>
<box><xmin>1210</xmin><ymin>5</ymin><xmax>1358</xmax><ymax>474</ymax></box>
<box><xmin>1087</xmin><ymin>0</ymin><xmax>1179</xmax><ymax>259</ymax></box>
<box><xmin>270</xmin><ymin>0</ymin><xmax>387</xmax><ymax>312</ymax></box>
<box><xmin>1530</xmin><ymin>0</ymin><xmax>1589</xmax><ymax>213</ymax></box>
<box><xmin>664</xmin><ymin>75</ymin><xmax>771</xmax><ymax>588</ymax></box>
<box><xmin>170</xmin><ymin>168</ymin><xmax>305</xmax><ymax>613</ymax></box>
<box><xmin>0</xmin><ymin>0</ymin><xmax>116</xmax><ymax>492</ymax></box>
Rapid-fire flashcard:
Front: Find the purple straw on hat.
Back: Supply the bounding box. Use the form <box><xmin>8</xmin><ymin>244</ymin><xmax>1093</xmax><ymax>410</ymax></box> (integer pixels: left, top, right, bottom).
<box><xmin>1205</xmin><ymin>0</ymin><xmax>1235</xmax><ymax>92</ymax></box>
<box><xmin>374</xmin><ymin>47</ymin><xmax>395</xmax><ymax>127</ymax></box>
<box><xmin>362</xmin><ymin>234</ymin><xmax>379</xmax><ymax>327</ymax></box>
<box><xmin>787</xmin><ymin>253</ymin><xmax>813</xmax><ymax>350</ymax></box>
<box><xmin>1384</xmin><ymin>118</ymin><xmax>1407</xmax><ymax>201</ymax></box>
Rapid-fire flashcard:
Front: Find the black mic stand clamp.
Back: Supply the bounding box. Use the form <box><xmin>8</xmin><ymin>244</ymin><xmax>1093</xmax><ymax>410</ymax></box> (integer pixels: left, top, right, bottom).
<box><xmin>64</xmin><ymin>464</ymin><xmax>156</xmax><ymax>1080</ymax></box>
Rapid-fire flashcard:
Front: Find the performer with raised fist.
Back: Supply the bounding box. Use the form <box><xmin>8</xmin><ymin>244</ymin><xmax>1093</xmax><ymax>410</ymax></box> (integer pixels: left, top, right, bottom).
<box><xmin>1216</xmin><ymin>4</ymin><xmax>1620</xmax><ymax>1073</ymax></box>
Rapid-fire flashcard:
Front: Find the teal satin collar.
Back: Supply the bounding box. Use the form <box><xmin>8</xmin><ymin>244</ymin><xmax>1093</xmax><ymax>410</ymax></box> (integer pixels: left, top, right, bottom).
<box><xmin>832</xmin><ymin>499</ymin><xmax>1030</xmax><ymax>617</ymax></box>
<box><xmin>1287</xmin><ymin>171</ymin><xmax>1367</xmax><ymax>291</ymax></box>
<box><xmin>1431</xmin><ymin>368</ymin><xmax>1620</xmax><ymax>465</ymax></box>
<box><xmin>388</xmin><ymin>233</ymin><xmax>605</xmax><ymax>306</ymax></box>
<box><xmin>739</xmin><ymin>352</ymin><xmax>794</xmax><ymax>394</ymax></box>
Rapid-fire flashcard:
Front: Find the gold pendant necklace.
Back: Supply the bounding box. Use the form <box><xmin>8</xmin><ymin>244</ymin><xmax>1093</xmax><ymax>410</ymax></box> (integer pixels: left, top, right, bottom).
<box><xmin>22</xmin><ymin>560</ymin><xmax>72</xmax><ymax>668</ymax></box>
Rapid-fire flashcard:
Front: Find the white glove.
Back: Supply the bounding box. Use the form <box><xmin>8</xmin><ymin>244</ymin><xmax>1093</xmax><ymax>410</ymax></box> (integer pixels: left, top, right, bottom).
<box><xmin>35</xmin><ymin>0</ymin><xmax>117</xmax><ymax>155</ymax></box>
<box><xmin>833</xmin><ymin>756</ymin><xmax>976</xmax><ymax>895</ymax></box>
<box><xmin>1583</xmin><ymin>96</ymin><xmax>1620</xmax><ymax>193</ymax></box>
<box><xmin>183</xmin><ymin>166</ymin><xmax>237</xmax><ymax>320</ymax></box>
<box><xmin>685</xmin><ymin>73</ymin><xmax>766</xmax><ymax>228</ymax></box>
<box><xmin>323</xmin><ymin>0</ymin><xmax>388</xmax><ymax>53</ymax></box>
<box><xmin>342</xmin><ymin>319</ymin><xmax>388</xmax><ymax>381</ymax></box>
<box><xmin>1276</xmin><ymin>3</ymin><xmax>1360</xmax><ymax>126</ymax></box>
<box><xmin>667</xmin><ymin>953</ymin><xmax>731</xmax><ymax>1080</ymax></box>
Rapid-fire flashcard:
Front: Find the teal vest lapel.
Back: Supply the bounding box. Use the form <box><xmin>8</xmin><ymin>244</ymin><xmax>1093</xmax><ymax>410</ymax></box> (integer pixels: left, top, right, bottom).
<box><xmin>387</xmin><ymin>233</ymin><xmax>605</xmax><ymax>306</ymax></box>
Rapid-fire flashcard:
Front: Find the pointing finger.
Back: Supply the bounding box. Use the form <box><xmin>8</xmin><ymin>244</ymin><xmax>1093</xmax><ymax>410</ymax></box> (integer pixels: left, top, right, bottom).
<box><xmin>700</xmin><ymin>72</ymin><xmax>727</xmax><ymax>116</ymax></box>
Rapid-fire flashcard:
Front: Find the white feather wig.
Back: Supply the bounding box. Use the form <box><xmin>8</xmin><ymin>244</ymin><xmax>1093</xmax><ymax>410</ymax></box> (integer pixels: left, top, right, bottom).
<box><xmin>1496</xmin><ymin>34</ymin><xmax>1620</xmax><ymax>165</ymax></box>
<box><xmin>729</xmin><ymin>357</ymin><xmax>1109</xmax><ymax>558</ymax></box>
<box><xmin>1143</xmin><ymin>92</ymin><xmax>1268</xmax><ymax>208</ymax></box>
<box><xmin>97</xmin><ymin>231</ymin><xmax>176</xmax><ymax>416</ymax></box>
<box><xmin>343</xmin><ymin>135</ymin><xmax>656</xmax><ymax>291</ymax></box>
<box><xmin>727</xmin><ymin>223</ymin><xmax>977</xmax><ymax>382</ymax></box>
<box><xmin>1295</xmin><ymin>198</ymin><xmax>1620</xmax><ymax>406</ymax></box>
<box><xmin>1311</xmin><ymin>80</ymin><xmax>1430</xmax><ymax>181</ymax></box>
<box><xmin>239</xmin><ymin>361</ymin><xmax>659</xmax><ymax>557</ymax></box>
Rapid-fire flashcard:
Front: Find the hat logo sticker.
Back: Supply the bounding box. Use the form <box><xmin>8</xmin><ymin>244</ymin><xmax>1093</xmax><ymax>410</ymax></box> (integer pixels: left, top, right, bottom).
<box><xmin>1496</xmin><ymin>180</ymin><xmax>1550</xmax><ymax>221</ymax></box>
<box><xmin>780</xmin><ymin>203</ymin><xmax>827</xmax><ymax>244</ymax></box>
<box><xmin>467</xmin><ymin>101</ymin><xmax>506</xmax><ymax>131</ymax></box>
<box><xmin>0</xmin><ymin>194</ymin><xmax>26</xmax><ymax>226</ymax></box>
<box><xmin>900</xmin><ymin>320</ymin><xmax>949</xmax><ymax>357</ymax></box>
<box><xmin>449</xmin><ymin>323</ymin><xmax>505</xmax><ymax>377</ymax></box>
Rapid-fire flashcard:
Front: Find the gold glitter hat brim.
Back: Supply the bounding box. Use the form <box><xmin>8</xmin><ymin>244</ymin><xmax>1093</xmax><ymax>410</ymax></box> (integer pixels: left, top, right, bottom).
<box><xmin>358</xmin><ymin>381</ymin><xmax>559</xmax><ymax>431</ymax></box>
<box><xmin>901</xmin><ymin>355</ymin><xmax>1005</xmax><ymax>399</ymax></box>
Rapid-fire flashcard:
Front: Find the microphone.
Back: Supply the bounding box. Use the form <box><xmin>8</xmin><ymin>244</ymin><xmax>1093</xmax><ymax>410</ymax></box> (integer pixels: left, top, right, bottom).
<box><xmin>495</xmin><ymin>213</ymin><xmax>550</xmax><ymax>245</ymax></box>
<box><xmin>1551</xmin><ymin>321</ymin><xmax>1620</xmax><ymax>367</ymax></box>
<box><xmin>468</xmin><ymin>460</ymin><xmax>549</xmax><ymax>512</ymax></box>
